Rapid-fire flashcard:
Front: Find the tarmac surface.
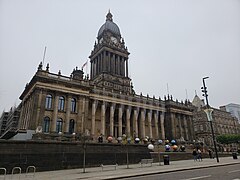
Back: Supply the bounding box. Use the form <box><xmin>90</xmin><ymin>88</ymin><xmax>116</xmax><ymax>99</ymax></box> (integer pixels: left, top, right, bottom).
<box><xmin>4</xmin><ymin>156</ymin><xmax>240</xmax><ymax>180</ymax></box>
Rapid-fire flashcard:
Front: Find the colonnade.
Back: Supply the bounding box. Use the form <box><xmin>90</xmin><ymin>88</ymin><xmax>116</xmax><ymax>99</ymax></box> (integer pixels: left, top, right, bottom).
<box><xmin>170</xmin><ymin>113</ymin><xmax>194</xmax><ymax>141</ymax></box>
<box><xmin>90</xmin><ymin>50</ymin><xmax>129</xmax><ymax>79</ymax></box>
<box><xmin>90</xmin><ymin>100</ymin><xmax>166</xmax><ymax>140</ymax></box>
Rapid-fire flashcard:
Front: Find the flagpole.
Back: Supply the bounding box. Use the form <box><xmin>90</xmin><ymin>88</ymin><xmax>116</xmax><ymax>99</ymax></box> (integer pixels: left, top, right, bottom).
<box><xmin>42</xmin><ymin>46</ymin><xmax>47</xmax><ymax>66</ymax></box>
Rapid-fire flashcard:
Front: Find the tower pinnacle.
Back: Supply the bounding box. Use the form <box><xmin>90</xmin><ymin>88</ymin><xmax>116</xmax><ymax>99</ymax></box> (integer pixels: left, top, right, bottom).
<box><xmin>106</xmin><ymin>10</ymin><xmax>113</xmax><ymax>21</ymax></box>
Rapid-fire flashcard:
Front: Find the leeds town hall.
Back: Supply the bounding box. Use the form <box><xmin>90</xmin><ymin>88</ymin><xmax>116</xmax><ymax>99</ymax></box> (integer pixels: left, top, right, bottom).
<box><xmin>2</xmin><ymin>12</ymin><xmax>195</xmax><ymax>142</ymax></box>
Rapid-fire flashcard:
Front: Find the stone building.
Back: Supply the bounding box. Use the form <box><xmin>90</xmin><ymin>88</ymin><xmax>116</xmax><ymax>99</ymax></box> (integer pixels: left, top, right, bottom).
<box><xmin>192</xmin><ymin>95</ymin><xmax>240</xmax><ymax>147</ymax></box>
<box><xmin>6</xmin><ymin>12</ymin><xmax>195</xmax><ymax>141</ymax></box>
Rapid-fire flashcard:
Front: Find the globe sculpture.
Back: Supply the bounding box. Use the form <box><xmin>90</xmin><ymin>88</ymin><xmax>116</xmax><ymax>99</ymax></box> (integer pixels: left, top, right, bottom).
<box><xmin>165</xmin><ymin>144</ymin><xmax>171</xmax><ymax>152</ymax></box>
<box><xmin>158</xmin><ymin>139</ymin><xmax>163</xmax><ymax>144</ymax></box>
<box><xmin>173</xmin><ymin>145</ymin><xmax>178</xmax><ymax>151</ymax></box>
<box><xmin>180</xmin><ymin>145</ymin><xmax>186</xmax><ymax>152</ymax></box>
<box><xmin>117</xmin><ymin>136</ymin><xmax>122</xmax><ymax>143</ymax></box>
<box><xmin>107</xmin><ymin>136</ymin><xmax>113</xmax><ymax>143</ymax></box>
<box><xmin>171</xmin><ymin>140</ymin><xmax>176</xmax><ymax>145</ymax></box>
<box><xmin>148</xmin><ymin>144</ymin><xmax>154</xmax><ymax>150</ymax></box>
<box><xmin>135</xmin><ymin>137</ymin><xmax>140</xmax><ymax>144</ymax></box>
<box><xmin>143</xmin><ymin>138</ymin><xmax>148</xmax><ymax>144</ymax></box>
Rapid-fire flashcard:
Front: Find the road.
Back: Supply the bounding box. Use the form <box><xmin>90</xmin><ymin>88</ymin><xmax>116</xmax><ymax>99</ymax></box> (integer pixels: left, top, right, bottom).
<box><xmin>121</xmin><ymin>164</ymin><xmax>240</xmax><ymax>180</ymax></box>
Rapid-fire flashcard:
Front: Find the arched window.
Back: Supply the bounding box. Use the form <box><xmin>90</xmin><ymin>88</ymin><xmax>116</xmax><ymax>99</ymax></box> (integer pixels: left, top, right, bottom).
<box><xmin>45</xmin><ymin>94</ymin><xmax>52</xmax><ymax>109</ymax></box>
<box><xmin>71</xmin><ymin>98</ymin><xmax>76</xmax><ymax>112</ymax></box>
<box><xmin>69</xmin><ymin>119</ymin><xmax>75</xmax><ymax>134</ymax></box>
<box><xmin>56</xmin><ymin>118</ymin><xmax>63</xmax><ymax>133</ymax></box>
<box><xmin>43</xmin><ymin>117</ymin><xmax>50</xmax><ymax>133</ymax></box>
<box><xmin>58</xmin><ymin>96</ymin><xmax>65</xmax><ymax>111</ymax></box>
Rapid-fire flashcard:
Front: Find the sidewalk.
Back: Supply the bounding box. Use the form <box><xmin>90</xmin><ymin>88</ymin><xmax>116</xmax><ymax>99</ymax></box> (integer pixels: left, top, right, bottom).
<box><xmin>6</xmin><ymin>156</ymin><xmax>240</xmax><ymax>180</ymax></box>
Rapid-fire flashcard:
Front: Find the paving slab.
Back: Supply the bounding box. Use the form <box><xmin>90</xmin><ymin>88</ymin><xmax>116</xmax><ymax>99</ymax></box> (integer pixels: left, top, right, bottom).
<box><xmin>2</xmin><ymin>156</ymin><xmax>239</xmax><ymax>180</ymax></box>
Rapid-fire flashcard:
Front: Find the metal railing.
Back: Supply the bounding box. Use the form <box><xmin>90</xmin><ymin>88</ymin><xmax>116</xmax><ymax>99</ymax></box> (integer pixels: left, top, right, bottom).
<box><xmin>25</xmin><ymin>166</ymin><xmax>36</xmax><ymax>178</ymax></box>
<box><xmin>11</xmin><ymin>167</ymin><xmax>21</xmax><ymax>180</ymax></box>
<box><xmin>0</xmin><ymin>168</ymin><xmax>6</xmax><ymax>180</ymax></box>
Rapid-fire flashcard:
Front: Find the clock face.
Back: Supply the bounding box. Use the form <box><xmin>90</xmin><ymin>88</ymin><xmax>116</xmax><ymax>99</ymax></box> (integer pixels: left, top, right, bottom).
<box><xmin>111</xmin><ymin>36</ymin><xmax>118</xmax><ymax>44</ymax></box>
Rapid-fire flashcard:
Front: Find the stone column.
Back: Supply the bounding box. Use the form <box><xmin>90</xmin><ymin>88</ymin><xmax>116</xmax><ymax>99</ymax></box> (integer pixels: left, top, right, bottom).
<box><xmin>21</xmin><ymin>100</ymin><xmax>27</xmax><ymax>129</ymax></box>
<box><xmin>171</xmin><ymin>113</ymin><xmax>176</xmax><ymax>139</ymax></box>
<box><xmin>133</xmin><ymin>108</ymin><xmax>139</xmax><ymax>138</ymax></box>
<box><xmin>35</xmin><ymin>89</ymin><xmax>43</xmax><ymax>127</ymax></box>
<box><xmin>65</xmin><ymin>95</ymin><xmax>71</xmax><ymax>133</ymax></box>
<box><xmin>147</xmin><ymin>110</ymin><xmax>153</xmax><ymax>139</ymax></box>
<box><xmin>18</xmin><ymin>101</ymin><xmax>25</xmax><ymax>129</ymax></box>
<box><xmin>76</xmin><ymin>96</ymin><xmax>84</xmax><ymax>133</ymax></box>
<box><xmin>51</xmin><ymin>95</ymin><xmax>59</xmax><ymax>132</ymax></box>
<box><xmin>110</xmin><ymin>103</ymin><xmax>115</xmax><ymax>136</ymax></box>
<box><xmin>94</xmin><ymin>60</ymin><xmax>97</xmax><ymax>77</ymax></box>
<box><xmin>113</xmin><ymin>54</ymin><xmax>116</xmax><ymax>74</ymax></box>
<box><xmin>160</xmin><ymin>112</ymin><xmax>165</xmax><ymax>140</ymax></box>
<box><xmin>126</xmin><ymin>106</ymin><xmax>131</xmax><ymax>137</ymax></box>
<box><xmin>101</xmin><ymin>102</ymin><xmax>106</xmax><ymax>136</ymax></box>
<box><xmin>25</xmin><ymin>97</ymin><xmax>32</xmax><ymax>129</ymax></box>
<box><xmin>103</xmin><ymin>51</ymin><xmax>106</xmax><ymax>72</ymax></box>
<box><xmin>188</xmin><ymin>116</ymin><xmax>194</xmax><ymax>140</ymax></box>
<box><xmin>91</xmin><ymin>100</ymin><xmax>98</xmax><ymax>136</ymax></box>
<box><xmin>118</xmin><ymin>105</ymin><xmax>123</xmax><ymax>137</ymax></box>
<box><xmin>178</xmin><ymin>114</ymin><xmax>183</xmax><ymax>139</ymax></box>
<box><xmin>22</xmin><ymin>100</ymin><xmax>28</xmax><ymax>129</ymax></box>
<box><xmin>154</xmin><ymin>111</ymin><xmax>159</xmax><ymax>139</ymax></box>
<box><xmin>140</xmin><ymin>109</ymin><xmax>146</xmax><ymax>138</ymax></box>
<box><xmin>183</xmin><ymin>115</ymin><xmax>189</xmax><ymax>140</ymax></box>
<box><xmin>126</xmin><ymin>58</ymin><xmax>129</xmax><ymax>77</ymax></box>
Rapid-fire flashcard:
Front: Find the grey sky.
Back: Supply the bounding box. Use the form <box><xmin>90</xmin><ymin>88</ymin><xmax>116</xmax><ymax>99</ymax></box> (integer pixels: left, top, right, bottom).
<box><xmin>0</xmin><ymin>0</ymin><xmax>239</xmax><ymax>112</ymax></box>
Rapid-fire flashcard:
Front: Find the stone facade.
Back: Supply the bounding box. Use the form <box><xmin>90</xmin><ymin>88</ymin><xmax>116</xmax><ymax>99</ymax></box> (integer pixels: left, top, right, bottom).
<box><xmin>4</xmin><ymin>12</ymin><xmax>195</xmax><ymax>142</ymax></box>
<box><xmin>192</xmin><ymin>95</ymin><xmax>240</xmax><ymax>147</ymax></box>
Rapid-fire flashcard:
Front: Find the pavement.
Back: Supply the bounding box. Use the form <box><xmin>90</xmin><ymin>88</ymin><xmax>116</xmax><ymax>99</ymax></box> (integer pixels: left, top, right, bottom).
<box><xmin>4</xmin><ymin>156</ymin><xmax>240</xmax><ymax>180</ymax></box>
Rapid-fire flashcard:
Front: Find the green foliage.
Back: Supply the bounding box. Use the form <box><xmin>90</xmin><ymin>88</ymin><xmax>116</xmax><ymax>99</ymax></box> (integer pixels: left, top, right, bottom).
<box><xmin>216</xmin><ymin>134</ymin><xmax>240</xmax><ymax>144</ymax></box>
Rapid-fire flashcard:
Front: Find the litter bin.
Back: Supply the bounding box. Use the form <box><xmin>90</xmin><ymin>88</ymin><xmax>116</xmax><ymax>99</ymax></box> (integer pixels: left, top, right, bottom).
<box><xmin>163</xmin><ymin>155</ymin><xmax>170</xmax><ymax>165</ymax></box>
<box><xmin>232</xmin><ymin>152</ymin><xmax>238</xmax><ymax>159</ymax></box>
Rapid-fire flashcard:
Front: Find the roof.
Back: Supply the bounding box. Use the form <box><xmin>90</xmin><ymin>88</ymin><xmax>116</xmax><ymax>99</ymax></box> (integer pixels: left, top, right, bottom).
<box><xmin>97</xmin><ymin>11</ymin><xmax>121</xmax><ymax>37</ymax></box>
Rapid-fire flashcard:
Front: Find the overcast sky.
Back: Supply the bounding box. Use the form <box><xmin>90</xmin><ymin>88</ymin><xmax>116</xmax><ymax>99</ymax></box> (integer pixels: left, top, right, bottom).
<box><xmin>0</xmin><ymin>0</ymin><xmax>239</xmax><ymax>112</ymax></box>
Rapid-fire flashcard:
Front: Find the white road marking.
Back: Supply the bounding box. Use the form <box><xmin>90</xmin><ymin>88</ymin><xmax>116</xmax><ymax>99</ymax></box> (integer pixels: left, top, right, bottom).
<box><xmin>228</xmin><ymin>169</ymin><xmax>240</xmax><ymax>173</ymax></box>
<box><xmin>180</xmin><ymin>175</ymin><xmax>212</xmax><ymax>180</ymax></box>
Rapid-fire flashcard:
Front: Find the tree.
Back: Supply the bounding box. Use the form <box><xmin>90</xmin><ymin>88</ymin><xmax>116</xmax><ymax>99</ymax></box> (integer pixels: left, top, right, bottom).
<box><xmin>216</xmin><ymin>134</ymin><xmax>240</xmax><ymax>144</ymax></box>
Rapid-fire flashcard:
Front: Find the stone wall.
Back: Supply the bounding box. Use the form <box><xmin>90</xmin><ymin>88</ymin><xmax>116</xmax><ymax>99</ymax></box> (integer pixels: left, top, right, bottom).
<box><xmin>0</xmin><ymin>140</ymin><xmax>151</xmax><ymax>173</ymax></box>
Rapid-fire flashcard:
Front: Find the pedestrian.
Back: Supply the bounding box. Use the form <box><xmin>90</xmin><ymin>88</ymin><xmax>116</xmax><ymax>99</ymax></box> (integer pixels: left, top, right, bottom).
<box><xmin>197</xmin><ymin>149</ymin><xmax>202</xmax><ymax>161</ymax></box>
<box><xmin>208</xmin><ymin>149</ymin><xmax>213</xmax><ymax>159</ymax></box>
<box><xmin>192</xmin><ymin>149</ymin><xmax>198</xmax><ymax>161</ymax></box>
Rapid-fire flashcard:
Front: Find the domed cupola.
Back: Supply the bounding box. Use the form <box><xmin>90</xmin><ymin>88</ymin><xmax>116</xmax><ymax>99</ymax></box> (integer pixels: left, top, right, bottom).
<box><xmin>97</xmin><ymin>11</ymin><xmax>121</xmax><ymax>38</ymax></box>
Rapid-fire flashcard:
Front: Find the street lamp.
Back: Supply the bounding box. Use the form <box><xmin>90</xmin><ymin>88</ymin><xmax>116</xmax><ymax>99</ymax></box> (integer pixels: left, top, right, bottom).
<box><xmin>82</xmin><ymin>132</ymin><xmax>90</xmax><ymax>173</ymax></box>
<box><xmin>201</xmin><ymin>77</ymin><xmax>219</xmax><ymax>163</ymax></box>
<box><xmin>157</xmin><ymin>140</ymin><xmax>163</xmax><ymax>166</ymax></box>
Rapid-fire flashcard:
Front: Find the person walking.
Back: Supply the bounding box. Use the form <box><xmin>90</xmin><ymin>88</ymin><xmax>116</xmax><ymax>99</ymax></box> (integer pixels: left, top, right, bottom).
<box><xmin>192</xmin><ymin>149</ymin><xmax>198</xmax><ymax>161</ymax></box>
<box><xmin>197</xmin><ymin>149</ymin><xmax>202</xmax><ymax>161</ymax></box>
<box><xmin>208</xmin><ymin>149</ymin><xmax>213</xmax><ymax>159</ymax></box>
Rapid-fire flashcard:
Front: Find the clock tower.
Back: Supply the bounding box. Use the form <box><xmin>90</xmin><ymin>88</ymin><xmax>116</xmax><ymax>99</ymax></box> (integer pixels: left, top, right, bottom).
<box><xmin>89</xmin><ymin>11</ymin><xmax>133</xmax><ymax>95</ymax></box>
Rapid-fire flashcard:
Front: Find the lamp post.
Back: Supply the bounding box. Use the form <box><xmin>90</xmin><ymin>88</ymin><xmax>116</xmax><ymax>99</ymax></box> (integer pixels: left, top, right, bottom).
<box><xmin>157</xmin><ymin>140</ymin><xmax>163</xmax><ymax>166</ymax></box>
<box><xmin>201</xmin><ymin>77</ymin><xmax>219</xmax><ymax>163</ymax></box>
<box><xmin>82</xmin><ymin>131</ymin><xmax>90</xmax><ymax>173</ymax></box>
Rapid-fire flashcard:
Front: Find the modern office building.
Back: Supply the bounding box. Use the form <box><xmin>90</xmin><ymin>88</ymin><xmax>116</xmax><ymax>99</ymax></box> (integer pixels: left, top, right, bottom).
<box><xmin>220</xmin><ymin>103</ymin><xmax>240</xmax><ymax>124</ymax></box>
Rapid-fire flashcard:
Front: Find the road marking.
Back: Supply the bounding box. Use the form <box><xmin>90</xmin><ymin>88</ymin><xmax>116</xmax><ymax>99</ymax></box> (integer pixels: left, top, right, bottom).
<box><xmin>180</xmin><ymin>175</ymin><xmax>212</xmax><ymax>180</ymax></box>
<box><xmin>228</xmin><ymin>169</ymin><xmax>240</xmax><ymax>173</ymax></box>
